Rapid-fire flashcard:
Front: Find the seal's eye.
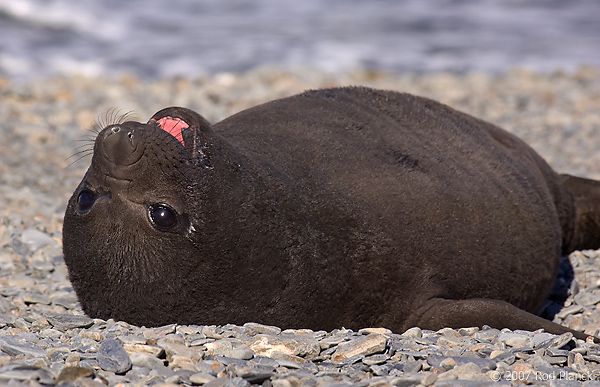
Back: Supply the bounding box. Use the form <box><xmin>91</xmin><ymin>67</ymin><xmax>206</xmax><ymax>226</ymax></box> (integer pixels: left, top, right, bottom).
<box><xmin>77</xmin><ymin>190</ymin><xmax>95</xmax><ymax>213</ymax></box>
<box><xmin>148</xmin><ymin>204</ymin><xmax>177</xmax><ymax>230</ymax></box>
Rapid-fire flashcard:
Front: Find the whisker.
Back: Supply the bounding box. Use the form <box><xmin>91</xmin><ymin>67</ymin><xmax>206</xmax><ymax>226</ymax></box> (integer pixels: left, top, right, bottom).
<box><xmin>67</xmin><ymin>108</ymin><xmax>139</xmax><ymax>170</ymax></box>
<box><xmin>66</xmin><ymin>148</ymin><xmax>93</xmax><ymax>161</ymax></box>
<box><xmin>92</xmin><ymin>108</ymin><xmax>138</xmax><ymax>134</ymax></box>
<box><xmin>72</xmin><ymin>144</ymin><xmax>94</xmax><ymax>153</ymax></box>
<box><xmin>66</xmin><ymin>152</ymin><xmax>94</xmax><ymax>169</ymax></box>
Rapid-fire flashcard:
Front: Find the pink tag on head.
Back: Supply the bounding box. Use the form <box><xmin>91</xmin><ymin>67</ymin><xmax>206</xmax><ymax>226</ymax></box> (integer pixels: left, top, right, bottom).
<box><xmin>156</xmin><ymin>116</ymin><xmax>189</xmax><ymax>146</ymax></box>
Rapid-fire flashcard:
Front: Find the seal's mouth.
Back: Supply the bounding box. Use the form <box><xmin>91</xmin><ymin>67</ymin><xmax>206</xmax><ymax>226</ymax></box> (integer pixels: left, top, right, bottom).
<box><xmin>155</xmin><ymin>116</ymin><xmax>189</xmax><ymax>147</ymax></box>
<box><xmin>147</xmin><ymin>107</ymin><xmax>212</xmax><ymax>169</ymax></box>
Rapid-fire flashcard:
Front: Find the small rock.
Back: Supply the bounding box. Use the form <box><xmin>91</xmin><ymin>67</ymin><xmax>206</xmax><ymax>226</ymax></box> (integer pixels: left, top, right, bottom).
<box><xmin>401</xmin><ymin>327</ymin><xmax>422</xmax><ymax>338</ymax></box>
<box><xmin>142</xmin><ymin>323</ymin><xmax>177</xmax><ymax>339</ymax></box>
<box><xmin>157</xmin><ymin>337</ymin><xmax>200</xmax><ymax>364</ymax></box>
<box><xmin>437</xmin><ymin>327</ymin><xmax>460</xmax><ymax>338</ymax></box>
<box><xmin>248</xmin><ymin>333</ymin><xmax>320</xmax><ymax>359</ymax></box>
<box><xmin>556</xmin><ymin>304</ymin><xmax>584</xmax><ymax>319</ymax></box>
<box><xmin>227</xmin><ymin>346</ymin><xmax>255</xmax><ymax>360</ymax></box>
<box><xmin>548</xmin><ymin>332</ymin><xmax>574</xmax><ymax>349</ymax></box>
<box><xmin>272</xmin><ymin>379</ymin><xmax>293</xmax><ymax>387</ymax></box>
<box><xmin>22</xmin><ymin>292</ymin><xmax>52</xmax><ymax>305</ymax></box>
<box><xmin>65</xmin><ymin>353</ymin><xmax>80</xmax><ymax>367</ymax></box>
<box><xmin>331</xmin><ymin>334</ymin><xmax>387</xmax><ymax>362</ymax></box>
<box><xmin>370</xmin><ymin>363</ymin><xmax>391</xmax><ymax>376</ymax></box>
<box><xmin>130</xmin><ymin>352</ymin><xmax>165</xmax><ymax>369</ymax></box>
<box><xmin>427</xmin><ymin>356</ymin><xmax>495</xmax><ymax>372</ymax></box>
<box><xmin>403</xmin><ymin>360</ymin><xmax>422</xmax><ymax>373</ymax></box>
<box><xmin>473</xmin><ymin>328</ymin><xmax>500</xmax><ymax>342</ymax></box>
<box><xmin>244</xmin><ymin>322</ymin><xmax>282</xmax><ymax>335</ymax></box>
<box><xmin>171</xmin><ymin>355</ymin><xmax>198</xmax><ymax>370</ymax></box>
<box><xmin>204</xmin><ymin>377</ymin><xmax>230</xmax><ymax>387</ymax></box>
<box><xmin>497</xmin><ymin>332</ymin><xmax>534</xmax><ymax>348</ymax></box>
<box><xmin>45</xmin><ymin>313</ymin><xmax>94</xmax><ymax>331</ymax></box>
<box><xmin>544</xmin><ymin>355</ymin><xmax>568</xmax><ymax>365</ymax></box>
<box><xmin>0</xmin><ymin>336</ymin><xmax>46</xmax><ymax>358</ymax></box>
<box><xmin>362</xmin><ymin>354</ymin><xmax>389</xmax><ymax>365</ymax></box>
<box><xmin>233</xmin><ymin>364</ymin><xmax>275</xmax><ymax>383</ymax></box>
<box><xmin>122</xmin><ymin>342</ymin><xmax>164</xmax><ymax>357</ymax></box>
<box><xmin>0</xmin><ymin>364</ymin><xmax>56</xmax><ymax>385</ymax></box>
<box><xmin>57</xmin><ymin>366</ymin><xmax>95</xmax><ymax>382</ymax></box>
<box><xmin>546</xmin><ymin>348</ymin><xmax>569</xmax><ymax>357</ymax></box>
<box><xmin>190</xmin><ymin>371</ymin><xmax>217</xmax><ymax>385</ymax></box>
<box><xmin>452</xmin><ymin>362</ymin><xmax>483</xmax><ymax>379</ymax></box>
<box><xmin>318</xmin><ymin>335</ymin><xmax>348</xmax><ymax>349</ymax></box>
<box><xmin>225</xmin><ymin>376</ymin><xmax>251</xmax><ymax>387</ymax></box>
<box><xmin>457</xmin><ymin>327</ymin><xmax>479</xmax><ymax>336</ymax></box>
<box><xmin>390</xmin><ymin>372</ymin><xmax>432</xmax><ymax>386</ymax></box>
<box><xmin>203</xmin><ymin>326</ymin><xmax>225</xmax><ymax>339</ymax></box>
<box><xmin>79</xmin><ymin>331</ymin><xmax>104</xmax><ymax>342</ymax></box>
<box><xmin>574</xmin><ymin>291</ymin><xmax>600</xmax><ymax>307</ymax></box>
<box><xmin>439</xmin><ymin>357</ymin><xmax>456</xmax><ymax>370</ymax></box>
<box><xmin>436</xmin><ymin>336</ymin><xmax>465</xmax><ymax>347</ymax></box>
<box><xmin>204</xmin><ymin>338</ymin><xmax>244</xmax><ymax>356</ymax></box>
<box><xmin>21</xmin><ymin>229</ymin><xmax>57</xmax><ymax>251</ymax></box>
<box><xmin>268</xmin><ymin>350</ymin><xmax>308</xmax><ymax>365</ymax></box>
<box><xmin>358</xmin><ymin>327</ymin><xmax>392</xmax><ymax>336</ymax></box>
<box><xmin>96</xmin><ymin>338</ymin><xmax>132</xmax><ymax>374</ymax></box>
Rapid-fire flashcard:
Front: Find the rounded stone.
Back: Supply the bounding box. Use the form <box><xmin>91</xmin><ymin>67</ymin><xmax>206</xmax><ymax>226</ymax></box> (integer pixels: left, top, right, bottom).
<box><xmin>96</xmin><ymin>339</ymin><xmax>132</xmax><ymax>374</ymax></box>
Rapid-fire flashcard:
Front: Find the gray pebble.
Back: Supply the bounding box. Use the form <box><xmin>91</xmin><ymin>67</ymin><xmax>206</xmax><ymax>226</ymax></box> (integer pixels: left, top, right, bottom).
<box><xmin>428</xmin><ymin>356</ymin><xmax>496</xmax><ymax>372</ymax></box>
<box><xmin>473</xmin><ymin>328</ymin><xmax>500</xmax><ymax>342</ymax></box>
<box><xmin>227</xmin><ymin>346</ymin><xmax>255</xmax><ymax>360</ymax></box>
<box><xmin>226</xmin><ymin>376</ymin><xmax>252</xmax><ymax>387</ymax></box>
<box><xmin>45</xmin><ymin>312</ymin><xmax>94</xmax><ymax>331</ymax></box>
<box><xmin>233</xmin><ymin>364</ymin><xmax>274</xmax><ymax>383</ymax></box>
<box><xmin>362</xmin><ymin>354</ymin><xmax>389</xmax><ymax>365</ymax></box>
<box><xmin>545</xmin><ymin>355</ymin><xmax>568</xmax><ymax>365</ymax></box>
<box><xmin>204</xmin><ymin>376</ymin><xmax>231</xmax><ymax>387</ymax></box>
<box><xmin>21</xmin><ymin>229</ymin><xmax>57</xmax><ymax>251</ymax></box>
<box><xmin>331</xmin><ymin>334</ymin><xmax>386</xmax><ymax>362</ymax></box>
<box><xmin>574</xmin><ymin>291</ymin><xmax>600</xmax><ymax>307</ymax></box>
<box><xmin>403</xmin><ymin>360</ymin><xmax>422</xmax><ymax>373</ymax></box>
<box><xmin>548</xmin><ymin>332</ymin><xmax>574</xmax><ymax>349</ymax></box>
<box><xmin>191</xmin><ymin>371</ymin><xmax>218</xmax><ymax>385</ymax></box>
<box><xmin>96</xmin><ymin>338</ymin><xmax>132</xmax><ymax>374</ymax></box>
<box><xmin>556</xmin><ymin>304</ymin><xmax>584</xmax><ymax>319</ymax></box>
<box><xmin>0</xmin><ymin>336</ymin><xmax>46</xmax><ymax>358</ymax></box>
<box><xmin>243</xmin><ymin>322</ymin><xmax>282</xmax><ymax>335</ymax></box>
<box><xmin>129</xmin><ymin>352</ymin><xmax>164</xmax><ymax>369</ymax></box>
<box><xmin>0</xmin><ymin>364</ymin><xmax>55</xmax><ymax>385</ymax></box>
<box><xmin>21</xmin><ymin>292</ymin><xmax>52</xmax><ymax>305</ymax></box>
<box><xmin>497</xmin><ymin>332</ymin><xmax>534</xmax><ymax>348</ymax></box>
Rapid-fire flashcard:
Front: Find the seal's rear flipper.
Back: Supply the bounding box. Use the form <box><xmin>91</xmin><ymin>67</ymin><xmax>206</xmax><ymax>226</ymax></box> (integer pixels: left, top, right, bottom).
<box><xmin>148</xmin><ymin>107</ymin><xmax>213</xmax><ymax>169</ymax></box>
<box><xmin>561</xmin><ymin>174</ymin><xmax>600</xmax><ymax>253</ymax></box>
<box><xmin>405</xmin><ymin>297</ymin><xmax>597</xmax><ymax>342</ymax></box>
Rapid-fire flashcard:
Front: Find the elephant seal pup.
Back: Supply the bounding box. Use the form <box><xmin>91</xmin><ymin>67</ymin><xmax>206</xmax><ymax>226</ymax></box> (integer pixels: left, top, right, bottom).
<box><xmin>63</xmin><ymin>87</ymin><xmax>600</xmax><ymax>340</ymax></box>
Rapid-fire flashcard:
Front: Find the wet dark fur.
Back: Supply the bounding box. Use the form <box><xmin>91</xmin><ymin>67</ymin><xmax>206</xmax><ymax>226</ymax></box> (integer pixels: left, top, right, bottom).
<box><xmin>63</xmin><ymin>87</ymin><xmax>600</xmax><ymax>339</ymax></box>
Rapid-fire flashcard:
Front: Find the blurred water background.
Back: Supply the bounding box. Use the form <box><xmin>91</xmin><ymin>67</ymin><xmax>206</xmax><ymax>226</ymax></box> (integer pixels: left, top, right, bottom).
<box><xmin>0</xmin><ymin>0</ymin><xmax>599</xmax><ymax>80</ymax></box>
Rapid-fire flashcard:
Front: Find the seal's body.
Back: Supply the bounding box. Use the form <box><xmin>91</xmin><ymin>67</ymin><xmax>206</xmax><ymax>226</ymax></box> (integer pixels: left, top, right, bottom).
<box><xmin>63</xmin><ymin>87</ymin><xmax>600</xmax><ymax>339</ymax></box>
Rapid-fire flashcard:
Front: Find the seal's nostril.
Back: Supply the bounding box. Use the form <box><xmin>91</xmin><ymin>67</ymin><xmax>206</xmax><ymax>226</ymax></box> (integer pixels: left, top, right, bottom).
<box><xmin>111</xmin><ymin>126</ymin><xmax>121</xmax><ymax>134</ymax></box>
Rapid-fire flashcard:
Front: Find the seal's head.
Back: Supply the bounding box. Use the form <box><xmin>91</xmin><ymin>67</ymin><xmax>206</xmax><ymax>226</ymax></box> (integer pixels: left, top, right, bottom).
<box><xmin>63</xmin><ymin>107</ymin><xmax>217</xmax><ymax>326</ymax></box>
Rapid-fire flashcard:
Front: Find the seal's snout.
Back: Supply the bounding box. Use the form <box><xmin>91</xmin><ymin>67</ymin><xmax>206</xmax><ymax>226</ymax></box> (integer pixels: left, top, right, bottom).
<box><xmin>101</xmin><ymin>125</ymin><xmax>141</xmax><ymax>166</ymax></box>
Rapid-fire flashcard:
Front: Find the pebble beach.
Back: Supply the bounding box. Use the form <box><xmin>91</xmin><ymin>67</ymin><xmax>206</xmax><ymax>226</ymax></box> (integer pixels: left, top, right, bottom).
<box><xmin>1</xmin><ymin>68</ymin><xmax>600</xmax><ymax>386</ymax></box>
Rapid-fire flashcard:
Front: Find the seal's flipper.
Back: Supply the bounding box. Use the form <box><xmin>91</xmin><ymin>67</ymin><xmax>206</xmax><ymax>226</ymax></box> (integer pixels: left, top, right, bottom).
<box><xmin>561</xmin><ymin>174</ymin><xmax>600</xmax><ymax>253</ymax></box>
<box><xmin>405</xmin><ymin>298</ymin><xmax>596</xmax><ymax>342</ymax></box>
<box><xmin>148</xmin><ymin>107</ymin><xmax>213</xmax><ymax>169</ymax></box>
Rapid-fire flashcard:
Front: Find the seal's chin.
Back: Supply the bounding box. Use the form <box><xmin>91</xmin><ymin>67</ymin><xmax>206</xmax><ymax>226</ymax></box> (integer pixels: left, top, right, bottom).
<box><xmin>154</xmin><ymin>116</ymin><xmax>189</xmax><ymax>147</ymax></box>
